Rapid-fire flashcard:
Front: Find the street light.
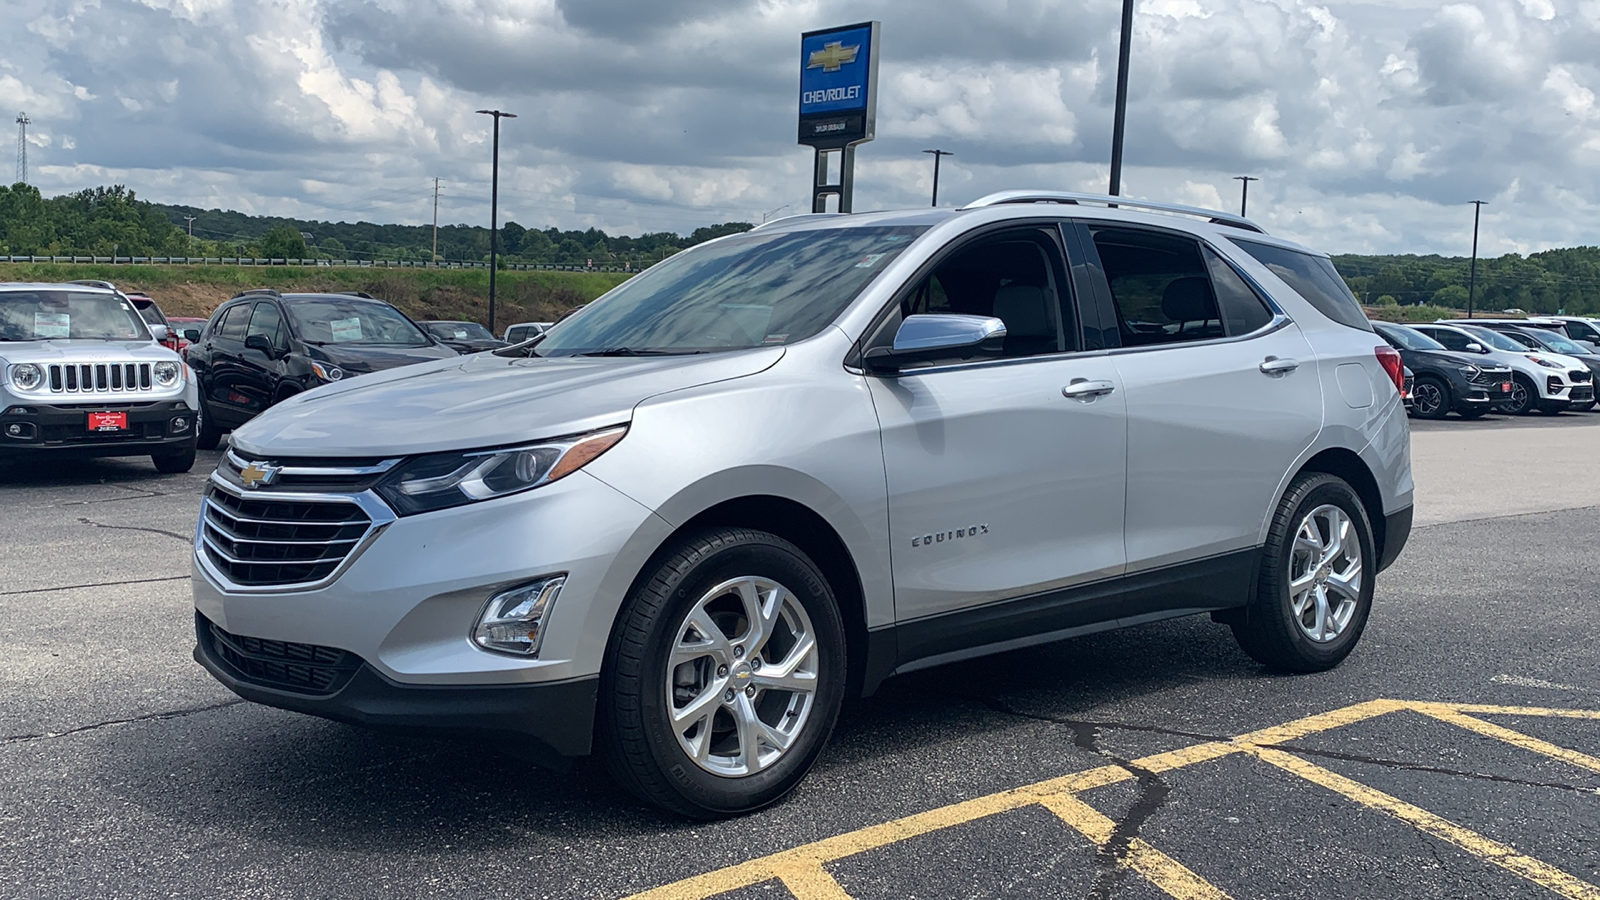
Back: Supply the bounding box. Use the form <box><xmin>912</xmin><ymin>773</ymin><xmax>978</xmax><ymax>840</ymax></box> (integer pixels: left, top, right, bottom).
<box><xmin>922</xmin><ymin>149</ymin><xmax>953</xmax><ymax>206</ymax></box>
<box><xmin>1233</xmin><ymin>175</ymin><xmax>1259</xmax><ymax>216</ymax></box>
<box><xmin>1108</xmin><ymin>0</ymin><xmax>1135</xmax><ymax>196</ymax></box>
<box><xmin>1467</xmin><ymin>200</ymin><xmax>1487</xmax><ymax>318</ymax></box>
<box><xmin>476</xmin><ymin>109</ymin><xmax>517</xmax><ymax>336</ymax></box>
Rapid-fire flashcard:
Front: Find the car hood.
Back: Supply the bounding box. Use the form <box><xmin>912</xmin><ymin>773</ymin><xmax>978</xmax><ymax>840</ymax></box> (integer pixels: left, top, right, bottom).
<box><xmin>0</xmin><ymin>339</ymin><xmax>175</xmax><ymax>364</ymax></box>
<box><xmin>307</xmin><ymin>342</ymin><xmax>459</xmax><ymax>375</ymax></box>
<box><xmin>231</xmin><ymin>347</ymin><xmax>785</xmax><ymax>457</ymax></box>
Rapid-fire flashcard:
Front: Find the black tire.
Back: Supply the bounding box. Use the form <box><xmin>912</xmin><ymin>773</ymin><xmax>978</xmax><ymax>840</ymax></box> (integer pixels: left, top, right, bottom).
<box><xmin>195</xmin><ymin>397</ymin><xmax>223</xmax><ymax>450</ymax></box>
<box><xmin>1574</xmin><ymin>400</ymin><xmax>1597</xmax><ymax>412</ymax></box>
<box><xmin>1457</xmin><ymin>407</ymin><xmax>1489</xmax><ymax>419</ymax></box>
<box><xmin>598</xmin><ymin>527</ymin><xmax>847</xmax><ymax>819</ymax></box>
<box><xmin>152</xmin><ymin>441</ymin><xmax>197</xmax><ymax>474</ymax></box>
<box><xmin>1410</xmin><ymin>375</ymin><xmax>1450</xmax><ymax>420</ymax></box>
<box><xmin>1231</xmin><ymin>473</ymin><xmax>1376</xmax><ymax>673</ymax></box>
<box><xmin>1495</xmin><ymin>374</ymin><xmax>1537</xmax><ymax>415</ymax></box>
<box><xmin>1537</xmin><ymin>400</ymin><xmax>1570</xmax><ymax>415</ymax></box>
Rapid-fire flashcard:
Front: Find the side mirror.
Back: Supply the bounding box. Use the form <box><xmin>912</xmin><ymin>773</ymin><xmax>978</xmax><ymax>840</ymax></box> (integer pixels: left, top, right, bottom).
<box><xmin>148</xmin><ymin>323</ymin><xmax>170</xmax><ymax>342</ymax></box>
<box><xmin>244</xmin><ymin>333</ymin><xmax>277</xmax><ymax>356</ymax></box>
<box><xmin>863</xmin><ymin>314</ymin><xmax>1007</xmax><ymax>373</ymax></box>
<box><xmin>183</xmin><ymin>328</ymin><xmax>202</xmax><ymax>343</ymax></box>
<box><xmin>1463</xmin><ymin>342</ymin><xmax>1485</xmax><ymax>354</ymax></box>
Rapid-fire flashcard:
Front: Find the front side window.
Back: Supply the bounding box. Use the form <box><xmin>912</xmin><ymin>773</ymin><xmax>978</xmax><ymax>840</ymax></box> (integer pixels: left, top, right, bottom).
<box><xmin>216</xmin><ymin>304</ymin><xmax>249</xmax><ymax>341</ymax></box>
<box><xmin>1231</xmin><ymin>238</ymin><xmax>1373</xmax><ymax>333</ymax></box>
<box><xmin>1459</xmin><ymin>326</ymin><xmax>1526</xmax><ymax>353</ymax></box>
<box><xmin>0</xmin><ymin>290</ymin><xmax>150</xmax><ymax>341</ymax></box>
<box><xmin>529</xmin><ymin>225</ymin><xmax>926</xmax><ymax>357</ymax></box>
<box><xmin>1421</xmin><ymin>328</ymin><xmax>1473</xmax><ymax>352</ymax></box>
<box><xmin>285</xmin><ymin>299</ymin><xmax>430</xmax><ymax>346</ymax></box>
<box><xmin>893</xmin><ymin>231</ymin><xmax>1074</xmax><ymax>358</ymax></box>
<box><xmin>1562</xmin><ymin>319</ymin><xmax>1600</xmax><ymax>342</ymax></box>
<box><xmin>247</xmin><ymin>302</ymin><xmax>286</xmax><ymax>349</ymax></box>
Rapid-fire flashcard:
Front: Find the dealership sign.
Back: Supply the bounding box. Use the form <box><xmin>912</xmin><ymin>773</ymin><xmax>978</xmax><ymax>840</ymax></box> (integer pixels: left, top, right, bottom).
<box><xmin>798</xmin><ymin>22</ymin><xmax>879</xmax><ymax>149</ymax></box>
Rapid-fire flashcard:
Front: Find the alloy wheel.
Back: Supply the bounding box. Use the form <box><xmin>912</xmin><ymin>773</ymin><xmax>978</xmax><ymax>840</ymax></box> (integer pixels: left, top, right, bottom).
<box><xmin>1413</xmin><ymin>381</ymin><xmax>1446</xmax><ymax>417</ymax></box>
<box><xmin>665</xmin><ymin>576</ymin><xmax>819</xmax><ymax>777</ymax></box>
<box><xmin>1288</xmin><ymin>504</ymin><xmax>1362</xmax><ymax>643</ymax></box>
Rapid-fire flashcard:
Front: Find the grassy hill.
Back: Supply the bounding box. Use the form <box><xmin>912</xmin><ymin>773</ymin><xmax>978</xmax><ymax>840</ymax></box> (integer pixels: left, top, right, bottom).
<box><xmin>0</xmin><ymin>263</ymin><xmax>630</xmax><ymax>327</ymax></box>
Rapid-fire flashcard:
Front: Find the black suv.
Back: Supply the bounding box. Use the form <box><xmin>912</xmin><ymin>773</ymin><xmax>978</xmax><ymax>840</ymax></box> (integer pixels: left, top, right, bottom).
<box><xmin>182</xmin><ymin>291</ymin><xmax>458</xmax><ymax>448</ymax></box>
<box><xmin>417</xmin><ymin>320</ymin><xmax>508</xmax><ymax>354</ymax></box>
<box><xmin>1372</xmin><ymin>321</ymin><xmax>1513</xmax><ymax>419</ymax></box>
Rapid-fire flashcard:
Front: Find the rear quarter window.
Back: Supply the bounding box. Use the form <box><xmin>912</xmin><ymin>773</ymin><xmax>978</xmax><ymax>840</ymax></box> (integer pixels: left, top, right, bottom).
<box><xmin>1231</xmin><ymin>239</ymin><xmax>1373</xmax><ymax>333</ymax></box>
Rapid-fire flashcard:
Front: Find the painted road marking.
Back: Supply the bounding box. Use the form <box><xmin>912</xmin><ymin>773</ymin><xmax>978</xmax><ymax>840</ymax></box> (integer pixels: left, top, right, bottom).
<box><xmin>621</xmin><ymin>699</ymin><xmax>1600</xmax><ymax>900</ymax></box>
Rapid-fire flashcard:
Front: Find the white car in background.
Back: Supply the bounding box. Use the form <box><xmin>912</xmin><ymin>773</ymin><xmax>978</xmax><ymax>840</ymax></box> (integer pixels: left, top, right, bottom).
<box><xmin>1411</xmin><ymin>322</ymin><xmax>1593</xmax><ymax>415</ymax></box>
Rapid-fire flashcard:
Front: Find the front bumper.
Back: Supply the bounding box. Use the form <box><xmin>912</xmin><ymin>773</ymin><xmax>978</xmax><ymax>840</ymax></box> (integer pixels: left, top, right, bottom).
<box><xmin>194</xmin><ymin>612</ymin><xmax>597</xmax><ymax>766</ymax></box>
<box><xmin>0</xmin><ymin>399</ymin><xmax>194</xmax><ymax>458</ymax></box>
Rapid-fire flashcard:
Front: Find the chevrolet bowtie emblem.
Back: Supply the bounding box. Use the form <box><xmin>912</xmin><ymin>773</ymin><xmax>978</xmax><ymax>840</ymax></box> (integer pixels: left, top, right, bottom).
<box><xmin>238</xmin><ymin>463</ymin><xmax>279</xmax><ymax>489</ymax></box>
<box><xmin>807</xmin><ymin>41</ymin><xmax>859</xmax><ymax>73</ymax></box>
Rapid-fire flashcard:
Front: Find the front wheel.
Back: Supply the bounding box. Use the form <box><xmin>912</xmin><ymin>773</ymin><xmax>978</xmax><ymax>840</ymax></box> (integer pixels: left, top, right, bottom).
<box><xmin>1494</xmin><ymin>375</ymin><xmax>1537</xmax><ymax>415</ymax></box>
<box><xmin>152</xmin><ymin>441</ymin><xmax>197</xmax><ymax>474</ymax></box>
<box><xmin>1410</xmin><ymin>376</ymin><xmax>1450</xmax><ymax>419</ymax></box>
<box><xmin>1231</xmin><ymin>473</ymin><xmax>1375</xmax><ymax>673</ymax></box>
<box><xmin>599</xmin><ymin>528</ymin><xmax>847</xmax><ymax>818</ymax></box>
<box><xmin>195</xmin><ymin>398</ymin><xmax>223</xmax><ymax>451</ymax></box>
<box><xmin>1457</xmin><ymin>407</ymin><xmax>1489</xmax><ymax>419</ymax></box>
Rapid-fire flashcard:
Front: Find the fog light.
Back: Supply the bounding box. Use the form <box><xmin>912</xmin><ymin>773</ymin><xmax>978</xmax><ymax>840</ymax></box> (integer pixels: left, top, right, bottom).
<box><xmin>170</xmin><ymin>416</ymin><xmax>190</xmax><ymax>433</ymax></box>
<box><xmin>473</xmin><ymin>575</ymin><xmax>566</xmax><ymax>656</ymax></box>
<box><xmin>4</xmin><ymin>422</ymin><xmax>36</xmax><ymax>440</ymax></box>
<box><xmin>6</xmin><ymin>424</ymin><xmax>21</xmax><ymax>437</ymax></box>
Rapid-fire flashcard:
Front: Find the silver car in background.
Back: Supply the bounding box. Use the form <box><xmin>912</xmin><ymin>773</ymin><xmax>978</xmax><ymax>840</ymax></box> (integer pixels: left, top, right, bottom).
<box><xmin>192</xmin><ymin>192</ymin><xmax>1413</xmax><ymax>817</ymax></box>
<box><xmin>1</xmin><ymin>282</ymin><xmax>200</xmax><ymax>472</ymax></box>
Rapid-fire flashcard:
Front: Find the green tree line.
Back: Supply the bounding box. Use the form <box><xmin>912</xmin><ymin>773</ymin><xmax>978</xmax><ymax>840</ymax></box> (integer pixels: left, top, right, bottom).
<box><xmin>1333</xmin><ymin>248</ymin><xmax>1600</xmax><ymax>316</ymax></box>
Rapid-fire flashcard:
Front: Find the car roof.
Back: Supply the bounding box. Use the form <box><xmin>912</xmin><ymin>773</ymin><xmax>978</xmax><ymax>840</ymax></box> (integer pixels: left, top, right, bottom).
<box><xmin>0</xmin><ymin>281</ymin><xmax>119</xmax><ymax>294</ymax></box>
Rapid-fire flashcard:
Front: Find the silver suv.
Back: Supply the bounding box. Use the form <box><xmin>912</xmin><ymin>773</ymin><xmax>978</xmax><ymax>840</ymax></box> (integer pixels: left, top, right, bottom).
<box><xmin>1</xmin><ymin>282</ymin><xmax>200</xmax><ymax>471</ymax></box>
<box><xmin>191</xmin><ymin>192</ymin><xmax>1413</xmax><ymax>817</ymax></box>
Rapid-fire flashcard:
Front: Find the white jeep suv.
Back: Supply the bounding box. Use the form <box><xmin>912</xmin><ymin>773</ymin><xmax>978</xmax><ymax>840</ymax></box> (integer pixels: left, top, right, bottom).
<box><xmin>192</xmin><ymin>192</ymin><xmax>1413</xmax><ymax>817</ymax></box>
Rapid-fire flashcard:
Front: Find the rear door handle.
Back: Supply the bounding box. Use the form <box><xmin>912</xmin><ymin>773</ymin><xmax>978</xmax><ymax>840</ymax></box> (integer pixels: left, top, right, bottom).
<box><xmin>1259</xmin><ymin>356</ymin><xmax>1300</xmax><ymax>375</ymax></box>
<box><xmin>1063</xmin><ymin>378</ymin><xmax>1116</xmax><ymax>400</ymax></box>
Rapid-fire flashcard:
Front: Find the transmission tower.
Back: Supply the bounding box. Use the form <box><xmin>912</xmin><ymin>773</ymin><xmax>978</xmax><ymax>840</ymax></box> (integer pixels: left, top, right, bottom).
<box><xmin>15</xmin><ymin>112</ymin><xmax>29</xmax><ymax>185</ymax></box>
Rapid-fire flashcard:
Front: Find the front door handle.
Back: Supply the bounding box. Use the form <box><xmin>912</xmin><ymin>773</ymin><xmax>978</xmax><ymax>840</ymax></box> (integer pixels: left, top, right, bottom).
<box><xmin>1063</xmin><ymin>378</ymin><xmax>1116</xmax><ymax>400</ymax></box>
<box><xmin>1259</xmin><ymin>356</ymin><xmax>1300</xmax><ymax>375</ymax></box>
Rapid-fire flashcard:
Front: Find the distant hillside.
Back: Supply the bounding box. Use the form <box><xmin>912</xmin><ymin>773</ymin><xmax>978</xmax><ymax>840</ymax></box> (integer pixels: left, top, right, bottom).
<box><xmin>1332</xmin><ymin>246</ymin><xmax>1600</xmax><ymax>317</ymax></box>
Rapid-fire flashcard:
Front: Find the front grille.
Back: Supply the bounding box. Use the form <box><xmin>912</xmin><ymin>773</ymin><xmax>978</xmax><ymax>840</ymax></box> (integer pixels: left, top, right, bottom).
<box><xmin>201</xmin><ymin>484</ymin><xmax>373</xmax><ymax>587</ymax></box>
<box><xmin>201</xmin><ymin>614</ymin><xmax>360</xmax><ymax>695</ymax></box>
<box><xmin>1570</xmin><ymin>370</ymin><xmax>1592</xmax><ymax>384</ymax></box>
<box><xmin>47</xmin><ymin>362</ymin><xmax>153</xmax><ymax>394</ymax></box>
<box><xmin>1469</xmin><ymin>367</ymin><xmax>1511</xmax><ymax>385</ymax></box>
<box><xmin>218</xmin><ymin>449</ymin><xmax>400</xmax><ymax>493</ymax></box>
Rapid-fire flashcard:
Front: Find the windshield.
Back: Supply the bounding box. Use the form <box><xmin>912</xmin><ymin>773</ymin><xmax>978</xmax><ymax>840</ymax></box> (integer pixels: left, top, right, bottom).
<box><xmin>1375</xmin><ymin>323</ymin><xmax>1444</xmax><ymax>351</ymax></box>
<box><xmin>1529</xmin><ymin>331</ymin><xmax>1588</xmax><ymax>355</ymax></box>
<box><xmin>528</xmin><ymin>225</ymin><xmax>927</xmax><ymax>356</ymax></box>
<box><xmin>0</xmin><ymin>290</ymin><xmax>151</xmax><ymax>341</ymax></box>
<box><xmin>425</xmin><ymin>321</ymin><xmax>494</xmax><ymax>341</ymax></box>
<box><xmin>285</xmin><ymin>299</ymin><xmax>430</xmax><ymax>346</ymax></box>
<box><xmin>1460</xmin><ymin>325</ymin><xmax>1525</xmax><ymax>352</ymax></box>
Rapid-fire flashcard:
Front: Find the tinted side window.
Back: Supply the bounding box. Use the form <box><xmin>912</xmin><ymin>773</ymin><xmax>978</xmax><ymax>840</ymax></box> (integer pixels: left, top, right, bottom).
<box><xmin>247</xmin><ymin>302</ymin><xmax>286</xmax><ymax>349</ymax></box>
<box><xmin>1089</xmin><ymin>227</ymin><xmax>1219</xmax><ymax>346</ymax></box>
<box><xmin>1564</xmin><ymin>320</ymin><xmax>1600</xmax><ymax>342</ymax></box>
<box><xmin>216</xmin><ymin>304</ymin><xmax>249</xmax><ymax>341</ymax></box>
<box><xmin>897</xmin><ymin>232</ymin><xmax>1074</xmax><ymax>359</ymax></box>
<box><xmin>1231</xmin><ymin>239</ymin><xmax>1372</xmax><ymax>333</ymax></box>
<box><xmin>1423</xmin><ymin>328</ymin><xmax>1471</xmax><ymax>352</ymax></box>
<box><xmin>1203</xmin><ymin>247</ymin><xmax>1274</xmax><ymax>336</ymax></box>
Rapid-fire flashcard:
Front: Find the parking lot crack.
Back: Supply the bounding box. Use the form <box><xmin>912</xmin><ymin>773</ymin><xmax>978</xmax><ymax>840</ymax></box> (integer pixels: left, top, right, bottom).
<box><xmin>1</xmin><ymin>699</ymin><xmax>244</xmax><ymax>746</ymax></box>
<box><xmin>76</xmin><ymin>516</ymin><xmax>191</xmax><ymax>543</ymax></box>
<box><xmin>1268</xmin><ymin>742</ymin><xmax>1600</xmax><ymax>796</ymax></box>
<box><xmin>0</xmin><ymin>575</ymin><xmax>189</xmax><ymax>596</ymax></box>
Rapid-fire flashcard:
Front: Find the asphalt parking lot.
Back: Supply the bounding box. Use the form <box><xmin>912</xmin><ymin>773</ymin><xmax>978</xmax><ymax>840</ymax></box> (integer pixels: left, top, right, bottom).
<box><xmin>3</xmin><ymin>414</ymin><xmax>1598</xmax><ymax>900</ymax></box>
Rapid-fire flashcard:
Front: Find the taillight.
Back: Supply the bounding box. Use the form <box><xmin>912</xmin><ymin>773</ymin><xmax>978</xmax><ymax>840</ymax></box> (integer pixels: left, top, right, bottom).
<box><xmin>1375</xmin><ymin>346</ymin><xmax>1404</xmax><ymax>393</ymax></box>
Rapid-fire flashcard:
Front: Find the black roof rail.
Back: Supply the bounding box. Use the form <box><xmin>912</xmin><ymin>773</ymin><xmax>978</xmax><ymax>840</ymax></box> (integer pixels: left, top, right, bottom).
<box><xmin>335</xmin><ymin>291</ymin><xmax>376</xmax><ymax>300</ymax></box>
<box><xmin>68</xmin><ymin>279</ymin><xmax>119</xmax><ymax>291</ymax></box>
<box><xmin>230</xmin><ymin>289</ymin><xmax>282</xmax><ymax>299</ymax></box>
<box><xmin>962</xmin><ymin>190</ymin><xmax>1267</xmax><ymax>234</ymax></box>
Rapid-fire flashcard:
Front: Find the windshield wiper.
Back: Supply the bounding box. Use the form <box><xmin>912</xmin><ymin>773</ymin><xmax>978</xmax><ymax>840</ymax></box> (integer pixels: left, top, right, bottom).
<box><xmin>575</xmin><ymin>347</ymin><xmax>681</xmax><ymax>357</ymax></box>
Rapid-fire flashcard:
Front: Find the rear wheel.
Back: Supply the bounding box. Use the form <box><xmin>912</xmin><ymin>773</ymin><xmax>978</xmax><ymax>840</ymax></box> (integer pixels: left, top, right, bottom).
<box><xmin>1231</xmin><ymin>473</ymin><xmax>1375</xmax><ymax>673</ymax></box>
<box><xmin>599</xmin><ymin>528</ymin><xmax>846</xmax><ymax>819</ymax></box>
<box><xmin>1410</xmin><ymin>376</ymin><xmax>1450</xmax><ymax>419</ymax></box>
<box><xmin>1495</xmin><ymin>375</ymin><xmax>1537</xmax><ymax>415</ymax></box>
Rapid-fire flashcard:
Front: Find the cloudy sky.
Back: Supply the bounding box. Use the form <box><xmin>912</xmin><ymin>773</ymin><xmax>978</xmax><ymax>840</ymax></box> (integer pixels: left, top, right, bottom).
<box><xmin>4</xmin><ymin>0</ymin><xmax>1596</xmax><ymax>256</ymax></box>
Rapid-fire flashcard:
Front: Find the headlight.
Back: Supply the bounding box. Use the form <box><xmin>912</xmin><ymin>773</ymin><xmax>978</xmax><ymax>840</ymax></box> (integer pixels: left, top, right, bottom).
<box><xmin>1529</xmin><ymin>356</ymin><xmax>1561</xmax><ymax>369</ymax></box>
<box><xmin>1458</xmin><ymin>365</ymin><xmax>1480</xmax><ymax>378</ymax></box>
<box><xmin>310</xmin><ymin>362</ymin><xmax>344</xmax><ymax>382</ymax></box>
<box><xmin>9</xmin><ymin>363</ymin><xmax>43</xmax><ymax>391</ymax></box>
<box><xmin>375</xmin><ymin>425</ymin><xmax>627</xmax><ymax>515</ymax></box>
<box><xmin>153</xmin><ymin>361</ymin><xmax>180</xmax><ymax>386</ymax></box>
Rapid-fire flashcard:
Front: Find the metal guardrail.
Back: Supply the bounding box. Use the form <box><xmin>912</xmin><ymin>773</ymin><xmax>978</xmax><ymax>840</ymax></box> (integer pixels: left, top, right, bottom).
<box><xmin>0</xmin><ymin>255</ymin><xmax>639</xmax><ymax>273</ymax></box>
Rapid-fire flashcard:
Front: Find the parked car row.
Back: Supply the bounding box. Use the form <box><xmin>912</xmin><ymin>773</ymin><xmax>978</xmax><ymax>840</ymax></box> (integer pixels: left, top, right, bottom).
<box><xmin>1373</xmin><ymin>317</ymin><xmax>1600</xmax><ymax>418</ymax></box>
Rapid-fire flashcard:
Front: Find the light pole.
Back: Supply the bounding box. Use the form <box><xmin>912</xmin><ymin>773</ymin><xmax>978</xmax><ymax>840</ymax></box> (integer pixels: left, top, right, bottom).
<box><xmin>1233</xmin><ymin>175</ymin><xmax>1258</xmax><ymax>216</ymax></box>
<box><xmin>476</xmin><ymin>109</ymin><xmax>517</xmax><ymax>335</ymax></box>
<box><xmin>1108</xmin><ymin>0</ymin><xmax>1135</xmax><ymax>196</ymax></box>
<box><xmin>1468</xmin><ymin>200</ymin><xmax>1486</xmax><ymax>318</ymax></box>
<box><xmin>761</xmin><ymin>204</ymin><xmax>791</xmax><ymax>224</ymax></box>
<box><xmin>922</xmin><ymin>149</ymin><xmax>953</xmax><ymax>206</ymax></box>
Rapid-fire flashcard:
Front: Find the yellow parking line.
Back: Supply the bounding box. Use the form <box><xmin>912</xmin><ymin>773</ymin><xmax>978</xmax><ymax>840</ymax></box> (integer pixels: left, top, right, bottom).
<box><xmin>1244</xmin><ymin>745</ymin><xmax>1600</xmax><ymax>900</ymax></box>
<box><xmin>1414</xmin><ymin>705</ymin><xmax>1600</xmax><ymax>776</ymax></box>
<box><xmin>1039</xmin><ymin>792</ymin><xmax>1235</xmax><ymax>900</ymax></box>
<box><xmin>773</xmin><ymin>862</ymin><xmax>855</xmax><ymax>900</ymax></box>
<box><xmin>1431</xmin><ymin>702</ymin><xmax>1600</xmax><ymax>720</ymax></box>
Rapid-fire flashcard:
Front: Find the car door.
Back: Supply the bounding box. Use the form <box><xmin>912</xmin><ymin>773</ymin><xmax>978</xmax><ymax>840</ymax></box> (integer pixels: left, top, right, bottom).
<box><xmin>867</xmin><ymin>225</ymin><xmax>1128</xmax><ymax>632</ymax></box>
<box><xmin>238</xmin><ymin>300</ymin><xmax>289</xmax><ymax>409</ymax></box>
<box><xmin>1076</xmin><ymin>223</ymin><xmax>1322</xmax><ymax>580</ymax></box>
<box><xmin>201</xmin><ymin>302</ymin><xmax>257</xmax><ymax>426</ymax></box>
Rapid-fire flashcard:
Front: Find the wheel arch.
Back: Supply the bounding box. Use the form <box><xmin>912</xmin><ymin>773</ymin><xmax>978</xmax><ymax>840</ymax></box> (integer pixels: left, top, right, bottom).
<box><xmin>1288</xmin><ymin>447</ymin><xmax>1389</xmax><ymax>570</ymax></box>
